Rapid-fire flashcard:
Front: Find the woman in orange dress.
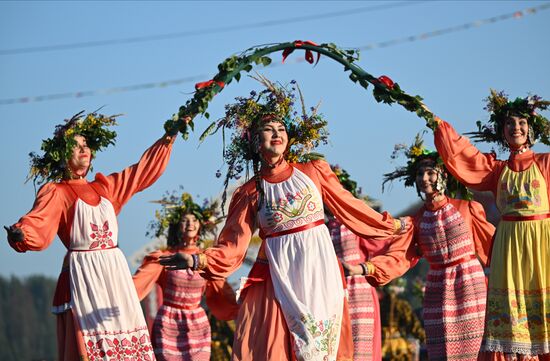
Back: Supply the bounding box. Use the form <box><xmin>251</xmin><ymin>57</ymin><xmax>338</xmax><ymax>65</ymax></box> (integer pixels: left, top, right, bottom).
<box><xmin>159</xmin><ymin>76</ymin><xmax>409</xmax><ymax>361</ymax></box>
<box><xmin>4</xmin><ymin>111</ymin><xmax>181</xmax><ymax>361</ymax></box>
<box><xmin>430</xmin><ymin>90</ymin><xmax>550</xmax><ymax>360</ymax></box>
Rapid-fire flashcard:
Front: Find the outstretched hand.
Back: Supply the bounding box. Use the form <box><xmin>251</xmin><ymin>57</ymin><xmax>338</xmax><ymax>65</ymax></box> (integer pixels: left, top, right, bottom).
<box><xmin>159</xmin><ymin>252</ymin><xmax>194</xmax><ymax>270</ymax></box>
<box><xmin>4</xmin><ymin>225</ymin><xmax>24</xmax><ymax>243</ymax></box>
<box><xmin>341</xmin><ymin>262</ymin><xmax>363</xmax><ymax>277</ymax></box>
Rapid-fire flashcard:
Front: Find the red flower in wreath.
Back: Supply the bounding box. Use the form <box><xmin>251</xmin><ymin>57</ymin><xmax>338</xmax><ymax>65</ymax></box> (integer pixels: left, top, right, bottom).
<box><xmin>377</xmin><ymin>75</ymin><xmax>395</xmax><ymax>89</ymax></box>
<box><xmin>532</xmin><ymin>179</ymin><xmax>540</xmax><ymax>189</ymax></box>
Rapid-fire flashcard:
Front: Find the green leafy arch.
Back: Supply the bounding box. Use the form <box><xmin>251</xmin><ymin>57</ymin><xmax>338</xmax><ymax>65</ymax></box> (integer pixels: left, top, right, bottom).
<box><xmin>164</xmin><ymin>40</ymin><xmax>435</xmax><ymax>138</ymax></box>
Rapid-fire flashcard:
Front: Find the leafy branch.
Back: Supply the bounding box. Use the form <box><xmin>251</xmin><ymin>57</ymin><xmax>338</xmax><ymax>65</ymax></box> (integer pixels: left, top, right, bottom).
<box><xmin>165</xmin><ymin>41</ymin><xmax>434</xmax><ymax>139</ymax></box>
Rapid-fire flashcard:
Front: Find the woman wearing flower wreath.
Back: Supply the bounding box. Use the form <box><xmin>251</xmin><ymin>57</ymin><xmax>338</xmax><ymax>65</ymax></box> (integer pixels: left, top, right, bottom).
<box><xmin>4</xmin><ymin>111</ymin><xmax>184</xmax><ymax>361</ymax></box>
<box><xmin>159</xmin><ymin>75</ymin><xmax>410</xmax><ymax>361</ymax></box>
<box><xmin>326</xmin><ymin>165</ymin><xmax>390</xmax><ymax>361</ymax></box>
<box><xmin>357</xmin><ymin>133</ymin><xmax>495</xmax><ymax>361</ymax></box>
<box><xmin>133</xmin><ymin>191</ymin><xmax>239</xmax><ymax>361</ymax></box>
<box><xmin>428</xmin><ymin>90</ymin><xmax>550</xmax><ymax>360</ymax></box>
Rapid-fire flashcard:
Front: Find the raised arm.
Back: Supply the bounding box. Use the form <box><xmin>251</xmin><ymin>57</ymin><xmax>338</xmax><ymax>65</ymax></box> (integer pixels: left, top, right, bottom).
<box><xmin>309</xmin><ymin>160</ymin><xmax>399</xmax><ymax>240</ymax></box>
<box><xmin>434</xmin><ymin>118</ymin><xmax>502</xmax><ymax>192</ymax></box>
<box><xmin>95</xmin><ymin>133</ymin><xmax>176</xmax><ymax>213</ymax></box>
<box><xmin>132</xmin><ymin>250</ymin><xmax>166</xmax><ymax>300</ymax></box>
<box><xmin>8</xmin><ymin>183</ymin><xmax>64</xmax><ymax>252</ymax></box>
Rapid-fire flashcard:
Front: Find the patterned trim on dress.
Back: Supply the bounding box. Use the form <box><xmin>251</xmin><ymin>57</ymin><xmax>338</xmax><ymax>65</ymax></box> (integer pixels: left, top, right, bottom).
<box><xmin>85</xmin><ymin>332</ymin><xmax>154</xmax><ymax>361</ymax></box>
<box><xmin>484</xmin><ymin>287</ymin><xmax>550</xmax><ymax>355</ymax></box>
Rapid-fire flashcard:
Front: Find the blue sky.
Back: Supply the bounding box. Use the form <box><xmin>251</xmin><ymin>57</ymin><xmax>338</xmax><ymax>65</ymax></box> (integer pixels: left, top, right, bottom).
<box><xmin>1</xmin><ymin>1</ymin><xmax>549</xmax><ymax>278</ymax></box>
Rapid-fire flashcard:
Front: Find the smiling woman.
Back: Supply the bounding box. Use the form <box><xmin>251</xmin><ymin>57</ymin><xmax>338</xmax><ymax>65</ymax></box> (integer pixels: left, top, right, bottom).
<box><xmin>159</xmin><ymin>75</ymin><xmax>410</xmax><ymax>361</ymax></box>
<box><xmin>432</xmin><ymin>90</ymin><xmax>550</xmax><ymax>360</ymax></box>
<box><xmin>370</xmin><ymin>133</ymin><xmax>495</xmax><ymax>361</ymax></box>
<box><xmin>133</xmin><ymin>191</ymin><xmax>238</xmax><ymax>361</ymax></box>
<box><xmin>4</xmin><ymin>111</ymin><xmax>180</xmax><ymax>361</ymax></box>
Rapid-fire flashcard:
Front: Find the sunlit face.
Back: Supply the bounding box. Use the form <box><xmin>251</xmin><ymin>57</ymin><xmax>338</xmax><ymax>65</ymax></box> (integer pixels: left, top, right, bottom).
<box><xmin>258</xmin><ymin>121</ymin><xmax>288</xmax><ymax>158</ymax></box>
<box><xmin>415</xmin><ymin>164</ymin><xmax>440</xmax><ymax>196</ymax></box>
<box><xmin>503</xmin><ymin>116</ymin><xmax>529</xmax><ymax>149</ymax></box>
<box><xmin>67</xmin><ymin>135</ymin><xmax>91</xmax><ymax>178</ymax></box>
<box><xmin>179</xmin><ymin>213</ymin><xmax>200</xmax><ymax>242</ymax></box>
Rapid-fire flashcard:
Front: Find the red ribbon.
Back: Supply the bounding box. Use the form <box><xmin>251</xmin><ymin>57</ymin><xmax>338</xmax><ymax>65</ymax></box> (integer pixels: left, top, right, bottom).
<box><xmin>282</xmin><ymin>40</ymin><xmax>321</xmax><ymax>65</ymax></box>
<box><xmin>501</xmin><ymin>213</ymin><xmax>550</xmax><ymax>221</ymax></box>
<box><xmin>195</xmin><ymin>79</ymin><xmax>225</xmax><ymax>90</ymax></box>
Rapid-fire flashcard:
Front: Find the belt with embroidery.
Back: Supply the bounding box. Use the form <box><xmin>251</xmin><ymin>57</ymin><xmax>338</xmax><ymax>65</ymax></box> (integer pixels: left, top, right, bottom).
<box><xmin>260</xmin><ymin>219</ymin><xmax>325</xmax><ymax>239</ymax></box>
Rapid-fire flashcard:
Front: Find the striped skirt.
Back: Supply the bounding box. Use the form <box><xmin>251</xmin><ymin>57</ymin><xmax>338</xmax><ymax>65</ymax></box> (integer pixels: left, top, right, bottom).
<box><xmin>347</xmin><ymin>275</ymin><xmax>381</xmax><ymax>361</ymax></box>
<box><xmin>423</xmin><ymin>258</ymin><xmax>487</xmax><ymax>361</ymax></box>
<box><xmin>152</xmin><ymin>304</ymin><xmax>211</xmax><ymax>361</ymax></box>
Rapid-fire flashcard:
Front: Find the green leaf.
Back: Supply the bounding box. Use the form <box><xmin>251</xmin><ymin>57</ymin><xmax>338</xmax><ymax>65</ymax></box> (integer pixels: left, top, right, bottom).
<box><xmin>199</xmin><ymin>121</ymin><xmax>218</xmax><ymax>142</ymax></box>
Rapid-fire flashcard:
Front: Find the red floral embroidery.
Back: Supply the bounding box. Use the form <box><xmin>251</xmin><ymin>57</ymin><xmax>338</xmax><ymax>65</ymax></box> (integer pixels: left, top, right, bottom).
<box><xmin>86</xmin><ymin>334</ymin><xmax>153</xmax><ymax>361</ymax></box>
<box><xmin>89</xmin><ymin>220</ymin><xmax>114</xmax><ymax>250</ymax></box>
<box><xmin>307</xmin><ymin>201</ymin><xmax>316</xmax><ymax>212</ymax></box>
<box><xmin>532</xmin><ymin>179</ymin><xmax>540</xmax><ymax>189</ymax></box>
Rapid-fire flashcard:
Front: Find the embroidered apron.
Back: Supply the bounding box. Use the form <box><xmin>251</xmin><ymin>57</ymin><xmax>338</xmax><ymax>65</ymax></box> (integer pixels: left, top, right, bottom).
<box><xmin>69</xmin><ymin>196</ymin><xmax>155</xmax><ymax>360</ymax></box>
<box><xmin>258</xmin><ymin>167</ymin><xmax>345</xmax><ymax>361</ymax></box>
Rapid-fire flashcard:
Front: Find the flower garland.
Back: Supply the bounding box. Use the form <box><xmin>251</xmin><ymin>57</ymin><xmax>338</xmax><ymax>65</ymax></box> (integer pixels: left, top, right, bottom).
<box><xmin>164</xmin><ymin>40</ymin><xmax>435</xmax><ymax>139</ymax></box>
<box><xmin>382</xmin><ymin>132</ymin><xmax>472</xmax><ymax>200</ymax></box>
<box><xmin>27</xmin><ymin>111</ymin><xmax>119</xmax><ymax>185</ymax></box>
<box><xmin>467</xmin><ymin>89</ymin><xmax>550</xmax><ymax>150</ymax></box>
<box><xmin>147</xmin><ymin>190</ymin><xmax>223</xmax><ymax>243</ymax></box>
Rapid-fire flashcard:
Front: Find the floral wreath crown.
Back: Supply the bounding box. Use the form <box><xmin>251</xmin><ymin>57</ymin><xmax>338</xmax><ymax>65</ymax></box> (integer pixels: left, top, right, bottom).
<box><xmin>28</xmin><ymin>111</ymin><xmax>119</xmax><ymax>186</ymax></box>
<box><xmin>200</xmin><ymin>74</ymin><xmax>329</xmax><ymax>208</ymax></box>
<box><xmin>147</xmin><ymin>190</ymin><xmax>223</xmax><ymax>245</ymax></box>
<box><xmin>382</xmin><ymin>132</ymin><xmax>472</xmax><ymax>200</ymax></box>
<box><xmin>467</xmin><ymin>89</ymin><xmax>550</xmax><ymax>149</ymax></box>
